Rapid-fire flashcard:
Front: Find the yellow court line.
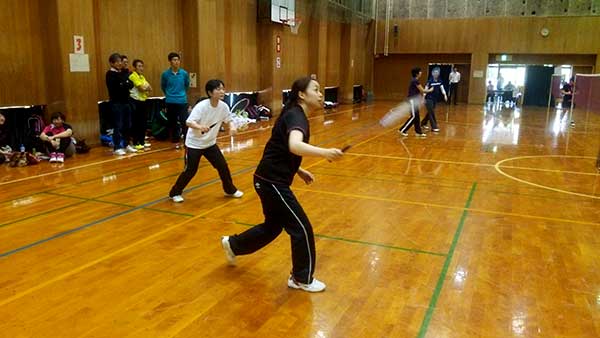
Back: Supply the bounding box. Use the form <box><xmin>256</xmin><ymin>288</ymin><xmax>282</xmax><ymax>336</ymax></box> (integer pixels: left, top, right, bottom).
<box><xmin>0</xmin><ymin>109</ymin><xmax>390</xmax><ymax>309</ymax></box>
<box><xmin>499</xmin><ymin>165</ymin><xmax>600</xmax><ymax>176</ymax></box>
<box><xmin>495</xmin><ymin>155</ymin><xmax>600</xmax><ymax>200</ymax></box>
<box><xmin>0</xmin><ymin>146</ymin><xmax>172</xmax><ymax>187</ymax></box>
<box><xmin>165</xmin><ymin>120</ymin><xmax>398</xmax><ymax>338</ymax></box>
<box><xmin>294</xmin><ymin>187</ymin><xmax>600</xmax><ymax>227</ymax></box>
<box><xmin>0</xmin><ymin>199</ymin><xmax>240</xmax><ymax>308</ymax></box>
<box><xmin>344</xmin><ymin>152</ymin><xmax>496</xmax><ymax>167</ymax></box>
<box><xmin>343</xmin><ymin>152</ymin><xmax>600</xmax><ymax>176</ymax></box>
<box><xmin>0</xmin><ymin>105</ymin><xmax>373</xmax><ymax>188</ymax></box>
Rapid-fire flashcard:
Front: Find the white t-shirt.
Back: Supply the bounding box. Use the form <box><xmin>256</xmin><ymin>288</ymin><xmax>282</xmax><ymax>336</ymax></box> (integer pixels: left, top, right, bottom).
<box><xmin>449</xmin><ymin>71</ymin><xmax>461</xmax><ymax>83</ymax></box>
<box><xmin>185</xmin><ymin>99</ymin><xmax>231</xmax><ymax>149</ymax></box>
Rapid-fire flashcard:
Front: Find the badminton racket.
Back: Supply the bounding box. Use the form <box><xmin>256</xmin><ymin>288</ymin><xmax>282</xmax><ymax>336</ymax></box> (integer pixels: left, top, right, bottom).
<box><xmin>201</xmin><ymin>122</ymin><xmax>218</xmax><ymax>134</ymax></box>
<box><xmin>379</xmin><ymin>95</ymin><xmax>423</xmax><ymax>128</ymax></box>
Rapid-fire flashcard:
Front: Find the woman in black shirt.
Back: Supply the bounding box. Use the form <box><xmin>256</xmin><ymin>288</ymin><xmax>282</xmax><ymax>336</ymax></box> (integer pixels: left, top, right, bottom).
<box><xmin>222</xmin><ymin>77</ymin><xmax>344</xmax><ymax>292</ymax></box>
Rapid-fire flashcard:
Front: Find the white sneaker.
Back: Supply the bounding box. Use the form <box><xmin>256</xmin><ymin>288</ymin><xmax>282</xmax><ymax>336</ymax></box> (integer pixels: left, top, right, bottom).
<box><xmin>398</xmin><ymin>131</ymin><xmax>408</xmax><ymax>137</ymax></box>
<box><xmin>287</xmin><ymin>276</ymin><xmax>326</xmax><ymax>292</ymax></box>
<box><xmin>114</xmin><ymin>149</ymin><xmax>127</xmax><ymax>156</ymax></box>
<box><xmin>170</xmin><ymin>195</ymin><xmax>184</xmax><ymax>203</ymax></box>
<box><xmin>225</xmin><ymin>190</ymin><xmax>244</xmax><ymax>198</ymax></box>
<box><xmin>144</xmin><ymin>142</ymin><xmax>151</xmax><ymax>148</ymax></box>
<box><xmin>415</xmin><ymin>133</ymin><xmax>427</xmax><ymax>138</ymax></box>
<box><xmin>126</xmin><ymin>145</ymin><xmax>138</xmax><ymax>153</ymax></box>
<box><xmin>432</xmin><ymin>128</ymin><xmax>440</xmax><ymax>132</ymax></box>
<box><xmin>221</xmin><ymin>236</ymin><xmax>236</xmax><ymax>265</ymax></box>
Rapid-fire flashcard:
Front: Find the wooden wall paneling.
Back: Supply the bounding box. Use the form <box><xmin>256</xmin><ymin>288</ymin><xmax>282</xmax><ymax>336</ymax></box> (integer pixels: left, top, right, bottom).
<box><xmin>181</xmin><ymin>0</ymin><xmax>202</xmax><ymax>101</ymax></box>
<box><xmin>227</xmin><ymin>0</ymin><xmax>259</xmax><ymax>92</ymax></box>
<box><xmin>0</xmin><ymin>0</ymin><xmax>46</xmax><ymax>106</ymax></box>
<box><xmin>326</xmin><ymin>21</ymin><xmax>342</xmax><ymax>87</ymax></box>
<box><xmin>52</xmin><ymin>0</ymin><xmax>100</xmax><ymax>142</ymax></box>
<box><xmin>469</xmin><ymin>52</ymin><xmax>488</xmax><ymax>104</ymax></box>
<box><xmin>96</xmin><ymin>0</ymin><xmax>183</xmax><ymax>101</ymax></box>
<box><xmin>197</xmin><ymin>0</ymin><xmax>226</xmax><ymax>96</ymax></box>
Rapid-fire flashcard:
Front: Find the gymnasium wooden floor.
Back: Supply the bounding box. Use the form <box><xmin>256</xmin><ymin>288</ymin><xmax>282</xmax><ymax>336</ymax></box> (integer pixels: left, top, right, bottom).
<box><xmin>1</xmin><ymin>102</ymin><xmax>599</xmax><ymax>338</ymax></box>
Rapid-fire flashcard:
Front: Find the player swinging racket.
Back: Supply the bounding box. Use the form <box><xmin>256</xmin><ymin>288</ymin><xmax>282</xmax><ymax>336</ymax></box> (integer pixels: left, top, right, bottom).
<box><xmin>168</xmin><ymin>79</ymin><xmax>243</xmax><ymax>203</ymax></box>
<box><xmin>221</xmin><ymin>76</ymin><xmax>344</xmax><ymax>293</ymax></box>
<box><xmin>399</xmin><ymin>67</ymin><xmax>433</xmax><ymax>137</ymax></box>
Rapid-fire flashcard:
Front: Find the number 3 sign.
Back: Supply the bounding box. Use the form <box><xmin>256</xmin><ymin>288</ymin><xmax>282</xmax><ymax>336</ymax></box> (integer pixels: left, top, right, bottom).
<box><xmin>73</xmin><ymin>35</ymin><xmax>84</xmax><ymax>54</ymax></box>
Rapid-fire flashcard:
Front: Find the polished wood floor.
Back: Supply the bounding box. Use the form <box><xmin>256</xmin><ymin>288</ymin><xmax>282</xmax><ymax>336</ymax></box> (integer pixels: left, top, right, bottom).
<box><xmin>1</xmin><ymin>102</ymin><xmax>599</xmax><ymax>338</ymax></box>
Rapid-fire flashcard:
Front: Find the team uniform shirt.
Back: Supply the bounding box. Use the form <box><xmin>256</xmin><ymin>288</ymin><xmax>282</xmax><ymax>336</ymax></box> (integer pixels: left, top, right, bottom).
<box><xmin>42</xmin><ymin>123</ymin><xmax>72</xmax><ymax>136</ymax></box>
<box><xmin>255</xmin><ymin>105</ymin><xmax>309</xmax><ymax>186</ymax></box>
<box><xmin>408</xmin><ymin>78</ymin><xmax>421</xmax><ymax>98</ymax></box>
<box><xmin>129</xmin><ymin>72</ymin><xmax>150</xmax><ymax>101</ymax></box>
<box><xmin>425</xmin><ymin>79</ymin><xmax>446</xmax><ymax>102</ymax></box>
<box><xmin>185</xmin><ymin>99</ymin><xmax>231</xmax><ymax>149</ymax></box>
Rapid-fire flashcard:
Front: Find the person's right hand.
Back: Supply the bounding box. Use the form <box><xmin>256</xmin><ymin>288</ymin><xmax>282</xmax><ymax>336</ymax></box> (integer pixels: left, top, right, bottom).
<box><xmin>323</xmin><ymin>148</ymin><xmax>344</xmax><ymax>162</ymax></box>
<box><xmin>198</xmin><ymin>125</ymin><xmax>210</xmax><ymax>133</ymax></box>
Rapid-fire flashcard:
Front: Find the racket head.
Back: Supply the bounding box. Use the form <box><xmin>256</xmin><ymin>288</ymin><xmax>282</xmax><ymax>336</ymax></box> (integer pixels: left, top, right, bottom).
<box><xmin>379</xmin><ymin>95</ymin><xmax>423</xmax><ymax>127</ymax></box>
<box><xmin>230</xmin><ymin>97</ymin><xmax>250</xmax><ymax>113</ymax></box>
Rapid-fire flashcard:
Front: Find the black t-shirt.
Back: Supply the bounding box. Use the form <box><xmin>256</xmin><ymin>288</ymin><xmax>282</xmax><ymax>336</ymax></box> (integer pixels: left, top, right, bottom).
<box><xmin>425</xmin><ymin>79</ymin><xmax>444</xmax><ymax>101</ymax></box>
<box><xmin>106</xmin><ymin>70</ymin><xmax>133</xmax><ymax>103</ymax></box>
<box><xmin>562</xmin><ymin>83</ymin><xmax>573</xmax><ymax>101</ymax></box>
<box><xmin>254</xmin><ymin>105</ymin><xmax>309</xmax><ymax>186</ymax></box>
<box><xmin>408</xmin><ymin>78</ymin><xmax>420</xmax><ymax>97</ymax></box>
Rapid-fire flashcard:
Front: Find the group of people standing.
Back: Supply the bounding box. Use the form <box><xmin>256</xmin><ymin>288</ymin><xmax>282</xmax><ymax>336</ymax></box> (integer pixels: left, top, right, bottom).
<box><xmin>105</xmin><ymin>52</ymin><xmax>190</xmax><ymax>155</ymax></box>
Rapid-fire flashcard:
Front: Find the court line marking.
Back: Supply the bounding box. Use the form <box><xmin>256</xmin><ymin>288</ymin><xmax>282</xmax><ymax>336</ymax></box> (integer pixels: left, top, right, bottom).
<box><xmin>495</xmin><ymin>155</ymin><xmax>600</xmax><ymax>200</ymax></box>
<box><xmin>0</xmin><ymin>198</ymin><xmax>241</xmax><ymax>308</ymax></box>
<box><xmin>345</xmin><ymin>152</ymin><xmax>600</xmax><ymax>176</ymax></box>
<box><xmin>0</xmin><ymin>146</ymin><xmax>173</xmax><ymax>187</ymax></box>
<box><xmin>0</xmin><ymin>166</ymin><xmax>257</xmax><ymax>259</ymax></box>
<box><xmin>0</xmin><ymin>104</ymin><xmax>374</xmax><ymax>187</ymax></box>
<box><xmin>0</xmin><ymin>113</ymin><xmax>389</xmax><ymax>308</ymax></box>
<box><xmin>232</xmin><ymin>220</ymin><xmax>446</xmax><ymax>257</ymax></box>
<box><xmin>294</xmin><ymin>188</ymin><xmax>600</xmax><ymax>227</ymax></box>
<box><xmin>417</xmin><ymin>182</ymin><xmax>477</xmax><ymax>338</ymax></box>
<box><xmin>0</xmin><ymin>111</ymin><xmax>385</xmax><ymax>257</ymax></box>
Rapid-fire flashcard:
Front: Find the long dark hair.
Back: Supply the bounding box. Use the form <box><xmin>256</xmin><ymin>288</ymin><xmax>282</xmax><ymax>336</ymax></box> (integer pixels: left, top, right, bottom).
<box><xmin>282</xmin><ymin>76</ymin><xmax>313</xmax><ymax>114</ymax></box>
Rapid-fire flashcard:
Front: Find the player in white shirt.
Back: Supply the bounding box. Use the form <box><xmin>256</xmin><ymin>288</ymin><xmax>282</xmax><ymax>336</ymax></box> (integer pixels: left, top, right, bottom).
<box><xmin>168</xmin><ymin>79</ymin><xmax>243</xmax><ymax>203</ymax></box>
<box><xmin>448</xmin><ymin>67</ymin><xmax>461</xmax><ymax>105</ymax></box>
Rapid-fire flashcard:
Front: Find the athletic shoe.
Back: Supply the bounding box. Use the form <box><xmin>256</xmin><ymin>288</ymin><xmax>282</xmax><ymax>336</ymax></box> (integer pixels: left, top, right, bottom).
<box><xmin>221</xmin><ymin>236</ymin><xmax>236</xmax><ymax>266</ymax></box>
<box><xmin>49</xmin><ymin>152</ymin><xmax>57</xmax><ymax>163</ymax></box>
<box><xmin>421</xmin><ymin>125</ymin><xmax>430</xmax><ymax>130</ymax></box>
<box><xmin>225</xmin><ymin>190</ymin><xmax>244</xmax><ymax>198</ymax></box>
<box><xmin>415</xmin><ymin>133</ymin><xmax>427</xmax><ymax>138</ymax></box>
<box><xmin>287</xmin><ymin>276</ymin><xmax>326</xmax><ymax>292</ymax></box>
<box><xmin>114</xmin><ymin>149</ymin><xmax>127</xmax><ymax>156</ymax></box>
<box><xmin>56</xmin><ymin>153</ymin><xmax>64</xmax><ymax>163</ymax></box>
<box><xmin>144</xmin><ymin>142</ymin><xmax>151</xmax><ymax>148</ymax></box>
<box><xmin>134</xmin><ymin>144</ymin><xmax>144</xmax><ymax>151</ymax></box>
<box><xmin>126</xmin><ymin>145</ymin><xmax>138</xmax><ymax>153</ymax></box>
<box><xmin>432</xmin><ymin>128</ymin><xmax>440</xmax><ymax>132</ymax></box>
<box><xmin>170</xmin><ymin>195</ymin><xmax>184</xmax><ymax>203</ymax></box>
<box><xmin>399</xmin><ymin>131</ymin><xmax>408</xmax><ymax>137</ymax></box>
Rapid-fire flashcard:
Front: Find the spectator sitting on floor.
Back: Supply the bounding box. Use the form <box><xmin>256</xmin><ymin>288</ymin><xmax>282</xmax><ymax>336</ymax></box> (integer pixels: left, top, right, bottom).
<box><xmin>40</xmin><ymin>112</ymin><xmax>75</xmax><ymax>163</ymax></box>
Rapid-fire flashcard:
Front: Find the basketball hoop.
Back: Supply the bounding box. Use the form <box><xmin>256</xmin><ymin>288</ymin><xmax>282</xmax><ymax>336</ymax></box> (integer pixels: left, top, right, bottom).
<box><xmin>283</xmin><ymin>18</ymin><xmax>302</xmax><ymax>35</ymax></box>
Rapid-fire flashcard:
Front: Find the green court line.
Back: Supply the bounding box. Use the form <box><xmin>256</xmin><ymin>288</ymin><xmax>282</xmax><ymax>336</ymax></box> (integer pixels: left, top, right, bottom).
<box><xmin>233</xmin><ymin>221</ymin><xmax>447</xmax><ymax>257</ymax></box>
<box><xmin>416</xmin><ymin>182</ymin><xmax>478</xmax><ymax>338</ymax></box>
<box><xmin>43</xmin><ymin>192</ymin><xmax>194</xmax><ymax>218</ymax></box>
<box><xmin>0</xmin><ymin>200</ymin><xmax>87</xmax><ymax>228</ymax></box>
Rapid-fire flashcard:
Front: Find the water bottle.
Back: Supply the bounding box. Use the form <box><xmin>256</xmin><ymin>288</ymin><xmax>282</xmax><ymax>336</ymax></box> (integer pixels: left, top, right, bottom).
<box><xmin>20</xmin><ymin>144</ymin><xmax>25</xmax><ymax>153</ymax></box>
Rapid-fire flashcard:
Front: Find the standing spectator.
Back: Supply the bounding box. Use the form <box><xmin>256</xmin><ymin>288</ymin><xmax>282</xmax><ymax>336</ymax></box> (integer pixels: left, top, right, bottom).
<box><xmin>39</xmin><ymin>112</ymin><xmax>75</xmax><ymax>163</ymax></box>
<box><xmin>129</xmin><ymin>59</ymin><xmax>152</xmax><ymax>150</ymax></box>
<box><xmin>448</xmin><ymin>67</ymin><xmax>461</xmax><ymax>105</ymax></box>
<box><xmin>486</xmin><ymin>81</ymin><xmax>495</xmax><ymax>103</ymax></box>
<box><xmin>106</xmin><ymin>53</ymin><xmax>136</xmax><ymax>155</ymax></box>
<box><xmin>121</xmin><ymin>55</ymin><xmax>131</xmax><ymax>75</ymax></box>
<box><xmin>161</xmin><ymin>52</ymin><xmax>190</xmax><ymax>145</ymax></box>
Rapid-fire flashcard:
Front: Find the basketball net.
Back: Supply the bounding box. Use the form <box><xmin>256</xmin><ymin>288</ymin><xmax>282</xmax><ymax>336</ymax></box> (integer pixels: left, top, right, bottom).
<box><xmin>284</xmin><ymin>19</ymin><xmax>302</xmax><ymax>35</ymax></box>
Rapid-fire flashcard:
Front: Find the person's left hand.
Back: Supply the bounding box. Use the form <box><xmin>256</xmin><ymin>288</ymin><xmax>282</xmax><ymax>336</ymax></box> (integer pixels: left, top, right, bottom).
<box><xmin>297</xmin><ymin>168</ymin><xmax>315</xmax><ymax>185</ymax></box>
